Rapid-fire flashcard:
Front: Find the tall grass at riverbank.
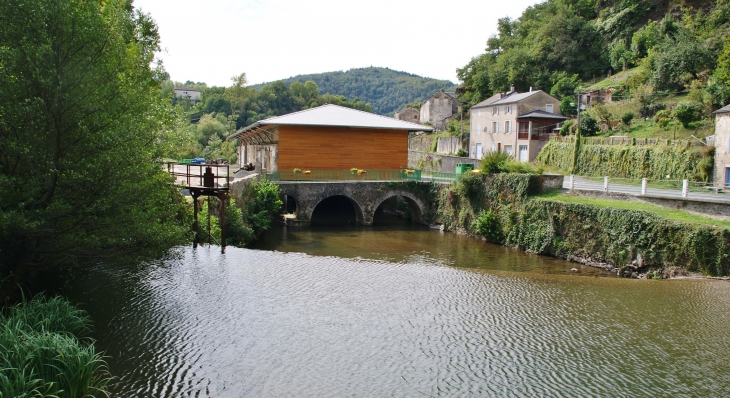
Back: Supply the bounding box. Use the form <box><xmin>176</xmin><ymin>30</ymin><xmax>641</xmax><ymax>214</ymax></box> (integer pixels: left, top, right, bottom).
<box><xmin>0</xmin><ymin>295</ymin><xmax>111</xmax><ymax>397</ymax></box>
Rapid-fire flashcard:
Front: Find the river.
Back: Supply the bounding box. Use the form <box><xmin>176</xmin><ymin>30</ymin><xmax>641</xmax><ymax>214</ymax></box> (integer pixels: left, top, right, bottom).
<box><xmin>67</xmin><ymin>215</ymin><xmax>730</xmax><ymax>397</ymax></box>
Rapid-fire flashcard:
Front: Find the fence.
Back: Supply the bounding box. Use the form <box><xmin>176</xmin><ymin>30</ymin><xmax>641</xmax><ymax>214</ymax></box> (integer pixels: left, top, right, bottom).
<box><xmin>565</xmin><ymin>175</ymin><xmax>730</xmax><ymax>200</ymax></box>
<box><xmin>551</xmin><ymin>135</ymin><xmax>709</xmax><ymax>147</ymax></box>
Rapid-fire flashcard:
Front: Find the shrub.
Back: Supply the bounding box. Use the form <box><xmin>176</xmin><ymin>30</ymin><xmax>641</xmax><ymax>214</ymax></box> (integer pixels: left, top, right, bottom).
<box><xmin>479</xmin><ymin>151</ymin><xmax>511</xmax><ymax>174</ymax></box>
<box><xmin>621</xmin><ymin>111</ymin><xmax>635</xmax><ymax>126</ymax></box>
<box><xmin>456</xmin><ymin>148</ymin><xmax>468</xmax><ymax>157</ymax></box>
<box><xmin>579</xmin><ymin>113</ymin><xmax>600</xmax><ymax>136</ymax></box>
<box><xmin>473</xmin><ymin>209</ymin><xmax>502</xmax><ymax>242</ymax></box>
<box><xmin>559</xmin><ymin>120</ymin><xmax>575</xmax><ymax>136</ymax></box>
<box><xmin>673</xmin><ymin>102</ymin><xmax>701</xmax><ymax>128</ymax></box>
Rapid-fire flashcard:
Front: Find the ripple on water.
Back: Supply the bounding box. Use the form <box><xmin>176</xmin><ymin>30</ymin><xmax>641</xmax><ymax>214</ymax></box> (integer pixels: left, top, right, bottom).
<box><xmin>69</xmin><ymin>244</ymin><xmax>730</xmax><ymax>397</ymax></box>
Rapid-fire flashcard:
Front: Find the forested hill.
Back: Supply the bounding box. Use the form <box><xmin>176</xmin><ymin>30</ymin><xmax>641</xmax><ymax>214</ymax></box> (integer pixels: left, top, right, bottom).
<box><xmin>253</xmin><ymin>67</ymin><xmax>458</xmax><ymax>115</ymax></box>
<box><xmin>458</xmin><ymin>0</ymin><xmax>730</xmax><ymax>117</ymax></box>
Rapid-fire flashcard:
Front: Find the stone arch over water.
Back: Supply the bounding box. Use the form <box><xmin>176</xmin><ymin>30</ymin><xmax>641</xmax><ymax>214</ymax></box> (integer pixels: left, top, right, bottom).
<box><xmin>371</xmin><ymin>191</ymin><xmax>425</xmax><ymax>224</ymax></box>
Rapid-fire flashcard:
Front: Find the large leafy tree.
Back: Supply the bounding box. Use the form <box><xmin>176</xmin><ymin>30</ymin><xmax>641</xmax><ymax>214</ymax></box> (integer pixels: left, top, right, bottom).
<box><xmin>0</xmin><ymin>0</ymin><xmax>189</xmax><ymax>289</ymax></box>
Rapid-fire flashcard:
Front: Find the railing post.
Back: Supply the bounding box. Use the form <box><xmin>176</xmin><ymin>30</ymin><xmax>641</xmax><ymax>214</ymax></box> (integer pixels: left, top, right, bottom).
<box><xmin>682</xmin><ymin>179</ymin><xmax>688</xmax><ymax>198</ymax></box>
<box><xmin>569</xmin><ymin>175</ymin><xmax>574</xmax><ymax>191</ymax></box>
<box><xmin>603</xmin><ymin>176</ymin><xmax>609</xmax><ymax>192</ymax></box>
<box><xmin>641</xmin><ymin>178</ymin><xmax>647</xmax><ymax>195</ymax></box>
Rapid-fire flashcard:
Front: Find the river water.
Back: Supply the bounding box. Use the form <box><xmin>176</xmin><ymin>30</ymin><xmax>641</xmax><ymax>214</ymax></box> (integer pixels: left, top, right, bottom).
<box><xmin>68</xmin><ymin>216</ymin><xmax>730</xmax><ymax>397</ymax></box>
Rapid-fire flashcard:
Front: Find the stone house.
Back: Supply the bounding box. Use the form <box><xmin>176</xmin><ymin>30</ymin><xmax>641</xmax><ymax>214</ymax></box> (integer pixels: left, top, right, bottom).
<box><xmin>227</xmin><ymin>104</ymin><xmax>433</xmax><ymax>171</ymax></box>
<box><xmin>174</xmin><ymin>87</ymin><xmax>201</xmax><ymax>102</ymax></box>
<box><xmin>420</xmin><ymin>89</ymin><xmax>457</xmax><ymax>131</ymax></box>
<box><xmin>713</xmin><ymin>105</ymin><xmax>730</xmax><ymax>186</ymax></box>
<box><xmin>394</xmin><ymin>105</ymin><xmax>420</xmax><ymax>123</ymax></box>
<box><xmin>469</xmin><ymin>89</ymin><xmax>565</xmax><ymax>162</ymax></box>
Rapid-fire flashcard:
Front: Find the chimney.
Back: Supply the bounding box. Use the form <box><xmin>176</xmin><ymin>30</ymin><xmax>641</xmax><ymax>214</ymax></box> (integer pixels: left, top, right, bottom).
<box><xmin>510</xmin><ymin>84</ymin><xmax>515</xmax><ymax>93</ymax></box>
<box><xmin>529</xmin><ymin>87</ymin><xmax>532</xmax><ymax>92</ymax></box>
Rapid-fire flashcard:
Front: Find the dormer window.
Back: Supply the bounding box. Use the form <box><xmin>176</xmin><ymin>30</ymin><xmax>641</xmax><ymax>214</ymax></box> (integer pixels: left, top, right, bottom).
<box><xmin>546</xmin><ymin>104</ymin><xmax>553</xmax><ymax>113</ymax></box>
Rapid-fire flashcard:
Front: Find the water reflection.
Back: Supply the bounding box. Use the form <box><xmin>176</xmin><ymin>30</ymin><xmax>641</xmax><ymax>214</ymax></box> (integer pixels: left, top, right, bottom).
<box><xmin>66</xmin><ymin>217</ymin><xmax>730</xmax><ymax>397</ymax></box>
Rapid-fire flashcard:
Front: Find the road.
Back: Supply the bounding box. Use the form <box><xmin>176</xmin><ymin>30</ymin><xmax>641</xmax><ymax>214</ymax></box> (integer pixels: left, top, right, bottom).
<box><xmin>563</xmin><ymin>176</ymin><xmax>730</xmax><ymax>203</ymax></box>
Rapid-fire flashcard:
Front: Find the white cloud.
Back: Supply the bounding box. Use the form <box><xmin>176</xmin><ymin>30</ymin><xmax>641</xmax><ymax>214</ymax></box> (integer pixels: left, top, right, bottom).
<box><xmin>134</xmin><ymin>0</ymin><xmax>541</xmax><ymax>87</ymax></box>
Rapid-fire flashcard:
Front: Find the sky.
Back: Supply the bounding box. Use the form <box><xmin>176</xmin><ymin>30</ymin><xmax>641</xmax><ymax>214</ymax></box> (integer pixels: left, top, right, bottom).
<box><xmin>133</xmin><ymin>0</ymin><xmax>543</xmax><ymax>87</ymax></box>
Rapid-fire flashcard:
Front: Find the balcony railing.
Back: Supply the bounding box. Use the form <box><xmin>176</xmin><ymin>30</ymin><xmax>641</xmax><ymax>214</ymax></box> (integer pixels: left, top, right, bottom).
<box><xmin>517</xmin><ymin>132</ymin><xmax>529</xmax><ymax>140</ymax></box>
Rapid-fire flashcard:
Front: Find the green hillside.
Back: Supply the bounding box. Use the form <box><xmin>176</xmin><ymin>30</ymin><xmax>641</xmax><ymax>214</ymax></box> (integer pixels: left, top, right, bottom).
<box><xmin>457</xmin><ymin>0</ymin><xmax>730</xmax><ymax>137</ymax></box>
<box><xmin>253</xmin><ymin>67</ymin><xmax>458</xmax><ymax>115</ymax></box>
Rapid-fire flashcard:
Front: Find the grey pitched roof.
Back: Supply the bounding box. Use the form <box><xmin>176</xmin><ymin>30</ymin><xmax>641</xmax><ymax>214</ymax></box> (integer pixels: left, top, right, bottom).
<box><xmin>228</xmin><ymin>104</ymin><xmax>432</xmax><ymax>140</ymax></box>
<box><xmin>470</xmin><ymin>93</ymin><xmax>503</xmax><ymax>110</ymax></box>
<box><xmin>517</xmin><ymin>109</ymin><xmax>567</xmax><ymax>120</ymax></box>
<box><xmin>713</xmin><ymin>104</ymin><xmax>730</xmax><ymax>114</ymax></box>
<box><xmin>174</xmin><ymin>86</ymin><xmax>201</xmax><ymax>92</ymax></box>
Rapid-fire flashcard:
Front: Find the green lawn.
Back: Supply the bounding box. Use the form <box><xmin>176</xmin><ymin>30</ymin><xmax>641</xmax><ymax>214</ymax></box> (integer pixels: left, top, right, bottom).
<box><xmin>535</xmin><ymin>190</ymin><xmax>730</xmax><ymax>229</ymax></box>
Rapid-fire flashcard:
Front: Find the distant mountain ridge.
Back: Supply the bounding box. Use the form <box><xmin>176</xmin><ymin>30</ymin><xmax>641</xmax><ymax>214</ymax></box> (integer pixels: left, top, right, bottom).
<box><xmin>252</xmin><ymin>67</ymin><xmax>458</xmax><ymax>115</ymax></box>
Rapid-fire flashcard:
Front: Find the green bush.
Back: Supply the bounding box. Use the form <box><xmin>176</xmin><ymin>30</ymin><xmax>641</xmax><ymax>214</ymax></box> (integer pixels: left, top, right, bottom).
<box><xmin>673</xmin><ymin>102</ymin><xmax>701</xmax><ymax>128</ymax></box>
<box><xmin>579</xmin><ymin>113</ymin><xmax>600</xmax><ymax>136</ymax></box>
<box><xmin>621</xmin><ymin>111</ymin><xmax>635</xmax><ymax>126</ymax></box>
<box><xmin>456</xmin><ymin>148</ymin><xmax>468</xmax><ymax>157</ymax></box>
<box><xmin>479</xmin><ymin>151</ymin><xmax>511</xmax><ymax>174</ymax></box>
<box><xmin>559</xmin><ymin>120</ymin><xmax>575</xmax><ymax>136</ymax></box>
<box><xmin>473</xmin><ymin>209</ymin><xmax>502</xmax><ymax>242</ymax></box>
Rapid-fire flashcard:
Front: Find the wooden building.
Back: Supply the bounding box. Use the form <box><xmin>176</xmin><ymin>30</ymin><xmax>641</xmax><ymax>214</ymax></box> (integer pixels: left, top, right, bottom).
<box><xmin>227</xmin><ymin>104</ymin><xmax>431</xmax><ymax>171</ymax></box>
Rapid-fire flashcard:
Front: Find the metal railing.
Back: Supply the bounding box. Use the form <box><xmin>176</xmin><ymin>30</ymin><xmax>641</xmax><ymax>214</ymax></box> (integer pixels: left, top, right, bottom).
<box><xmin>166</xmin><ymin>162</ymin><xmax>231</xmax><ymax>188</ymax></box>
<box><xmin>565</xmin><ymin>175</ymin><xmax>730</xmax><ymax>201</ymax></box>
<box><xmin>264</xmin><ymin>169</ymin><xmax>423</xmax><ymax>182</ymax></box>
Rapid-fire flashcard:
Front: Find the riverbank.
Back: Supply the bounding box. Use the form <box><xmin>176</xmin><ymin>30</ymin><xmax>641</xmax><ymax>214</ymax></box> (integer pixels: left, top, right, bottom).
<box><xmin>428</xmin><ymin>173</ymin><xmax>730</xmax><ymax>278</ymax></box>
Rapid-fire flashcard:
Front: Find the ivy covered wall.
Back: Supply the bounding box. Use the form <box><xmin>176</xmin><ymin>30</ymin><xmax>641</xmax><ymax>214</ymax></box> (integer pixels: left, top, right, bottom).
<box><xmin>536</xmin><ymin>141</ymin><xmax>714</xmax><ymax>181</ymax></box>
<box><xmin>434</xmin><ymin>173</ymin><xmax>729</xmax><ymax>276</ymax></box>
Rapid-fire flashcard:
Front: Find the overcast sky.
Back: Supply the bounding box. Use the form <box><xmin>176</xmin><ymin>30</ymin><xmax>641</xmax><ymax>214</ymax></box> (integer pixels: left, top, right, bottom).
<box><xmin>133</xmin><ymin>0</ymin><xmax>542</xmax><ymax>87</ymax></box>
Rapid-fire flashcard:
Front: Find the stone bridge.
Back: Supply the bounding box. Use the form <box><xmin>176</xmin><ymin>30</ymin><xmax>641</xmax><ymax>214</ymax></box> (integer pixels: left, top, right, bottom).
<box><xmin>274</xmin><ymin>181</ymin><xmax>430</xmax><ymax>226</ymax></box>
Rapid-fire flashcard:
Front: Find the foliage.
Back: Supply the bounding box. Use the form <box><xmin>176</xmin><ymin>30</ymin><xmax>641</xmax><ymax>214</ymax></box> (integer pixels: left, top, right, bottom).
<box><xmin>456</xmin><ymin>148</ymin><xmax>468</xmax><ymax>157</ymax></box>
<box><xmin>621</xmin><ymin>111</ymin><xmax>635</xmax><ymax>127</ymax></box>
<box><xmin>251</xmin><ymin>67</ymin><xmax>456</xmax><ymax>116</ymax></box>
<box><xmin>479</xmin><ymin>151</ymin><xmax>543</xmax><ymax>174</ymax></box>
<box><xmin>472</xmin><ymin>210</ymin><xmax>502</xmax><ymax>242</ymax></box>
<box><xmin>0</xmin><ymin>295</ymin><xmax>112</xmax><ymax>397</ymax></box>
<box><xmin>579</xmin><ymin>113</ymin><xmax>600</xmax><ymax>136</ymax></box>
<box><xmin>559</xmin><ymin>120</ymin><xmax>575</xmax><ymax>136</ymax></box>
<box><xmin>434</xmin><ymin>174</ymin><xmax>730</xmax><ymax>276</ymax></box>
<box><xmin>537</xmin><ymin>140</ymin><xmax>712</xmax><ymax>181</ymax></box>
<box><xmin>241</xmin><ymin>179</ymin><xmax>283</xmax><ymax>233</ymax></box>
<box><xmin>673</xmin><ymin>102</ymin><xmax>702</xmax><ymax>128</ymax></box>
<box><xmin>0</xmin><ymin>0</ymin><xmax>191</xmax><ymax>293</ymax></box>
<box><xmin>456</xmin><ymin>0</ymin><xmax>730</xmax><ymax>121</ymax></box>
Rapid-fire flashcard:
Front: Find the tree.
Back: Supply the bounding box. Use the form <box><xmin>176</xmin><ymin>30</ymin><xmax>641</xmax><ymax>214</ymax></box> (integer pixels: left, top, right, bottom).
<box><xmin>0</xmin><ymin>0</ymin><xmax>189</xmax><ymax>291</ymax></box>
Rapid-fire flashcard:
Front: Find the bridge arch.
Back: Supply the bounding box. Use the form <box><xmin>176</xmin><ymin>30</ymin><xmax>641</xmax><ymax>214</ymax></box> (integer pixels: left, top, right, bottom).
<box><xmin>310</xmin><ymin>194</ymin><xmax>366</xmax><ymax>225</ymax></box>
<box><xmin>371</xmin><ymin>191</ymin><xmax>426</xmax><ymax>224</ymax></box>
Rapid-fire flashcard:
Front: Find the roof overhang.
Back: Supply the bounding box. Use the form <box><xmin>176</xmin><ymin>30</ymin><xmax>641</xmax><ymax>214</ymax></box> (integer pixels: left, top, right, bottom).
<box><xmin>229</xmin><ymin>125</ymin><xmax>278</xmax><ymax>145</ymax></box>
<box><xmin>227</xmin><ymin>121</ymin><xmax>431</xmax><ymax>141</ymax></box>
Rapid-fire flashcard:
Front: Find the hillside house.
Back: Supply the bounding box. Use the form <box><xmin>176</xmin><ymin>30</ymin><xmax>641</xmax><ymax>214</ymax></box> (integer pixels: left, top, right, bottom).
<box><xmin>713</xmin><ymin>105</ymin><xmax>730</xmax><ymax>186</ymax></box>
<box><xmin>174</xmin><ymin>87</ymin><xmax>201</xmax><ymax>102</ymax></box>
<box><xmin>394</xmin><ymin>105</ymin><xmax>420</xmax><ymax>123</ymax></box>
<box><xmin>227</xmin><ymin>104</ymin><xmax>432</xmax><ymax>171</ymax></box>
<box><xmin>420</xmin><ymin>90</ymin><xmax>457</xmax><ymax>131</ymax></box>
<box><xmin>469</xmin><ymin>89</ymin><xmax>565</xmax><ymax>162</ymax></box>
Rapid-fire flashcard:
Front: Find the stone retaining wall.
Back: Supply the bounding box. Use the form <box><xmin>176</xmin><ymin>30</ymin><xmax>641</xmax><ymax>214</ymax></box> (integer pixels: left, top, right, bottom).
<box><xmin>408</xmin><ymin>151</ymin><xmax>479</xmax><ymax>173</ymax></box>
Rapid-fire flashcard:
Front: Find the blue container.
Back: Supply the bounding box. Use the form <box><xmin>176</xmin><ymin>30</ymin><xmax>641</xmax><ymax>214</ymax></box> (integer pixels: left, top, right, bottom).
<box><xmin>191</xmin><ymin>158</ymin><xmax>206</xmax><ymax>164</ymax></box>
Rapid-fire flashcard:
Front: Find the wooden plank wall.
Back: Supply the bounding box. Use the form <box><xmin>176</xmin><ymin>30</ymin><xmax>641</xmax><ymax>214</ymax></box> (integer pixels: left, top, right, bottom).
<box><xmin>278</xmin><ymin>125</ymin><xmax>408</xmax><ymax>170</ymax></box>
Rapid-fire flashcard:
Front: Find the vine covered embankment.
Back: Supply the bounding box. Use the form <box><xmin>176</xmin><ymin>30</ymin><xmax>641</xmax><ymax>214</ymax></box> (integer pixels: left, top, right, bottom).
<box><xmin>536</xmin><ymin>140</ymin><xmax>714</xmax><ymax>181</ymax></box>
<box><xmin>433</xmin><ymin>173</ymin><xmax>729</xmax><ymax>277</ymax></box>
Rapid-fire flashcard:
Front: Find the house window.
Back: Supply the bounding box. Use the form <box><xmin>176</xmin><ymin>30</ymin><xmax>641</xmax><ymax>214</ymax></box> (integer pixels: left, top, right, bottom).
<box><xmin>477</xmin><ymin>122</ymin><xmax>481</xmax><ymax>135</ymax></box>
<box><xmin>519</xmin><ymin>122</ymin><xmax>529</xmax><ymax>133</ymax></box>
<box><xmin>504</xmin><ymin>121</ymin><xmax>511</xmax><ymax>133</ymax></box>
<box><xmin>478</xmin><ymin>109</ymin><xmax>481</xmax><ymax>117</ymax></box>
<box><xmin>492</xmin><ymin>142</ymin><xmax>496</xmax><ymax>152</ymax></box>
<box><xmin>492</xmin><ymin>122</ymin><xmax>498</xmax><ymax>134</ymax></box>
<box><xmin>546</xmin><ymin>104</ymin><xmax>554</xmax><ymax>113</ymax></box>
<box><xmin>492</xmin><ymin>107</ymin><xmax>497</xmax><ymax>115</ymax></box>
<box><xmin>505</xmin><ymin>105</ymin><xmax>512</xmax><ymax>114</ymax></box>
<box><xmin>505</xmin><ymin>145</ymin><xmax>513</xmax><ymax>155</ymax></box>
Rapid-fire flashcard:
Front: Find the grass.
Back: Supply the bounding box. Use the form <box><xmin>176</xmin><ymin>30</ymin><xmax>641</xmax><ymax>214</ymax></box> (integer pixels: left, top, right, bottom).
<box><xmin>0</xmin><ymin>295</ymin><xmax>112</xmax><ymax>397</ymax></box>
<box><xmin>535</xmin><ymin>189</ymin><xmax>730</xmax><ymax>229</ymax></box>
<box><xmin>582</xmin><ymin>67</ymin><xmax>641</xmax><ymax>90</ymax></box>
